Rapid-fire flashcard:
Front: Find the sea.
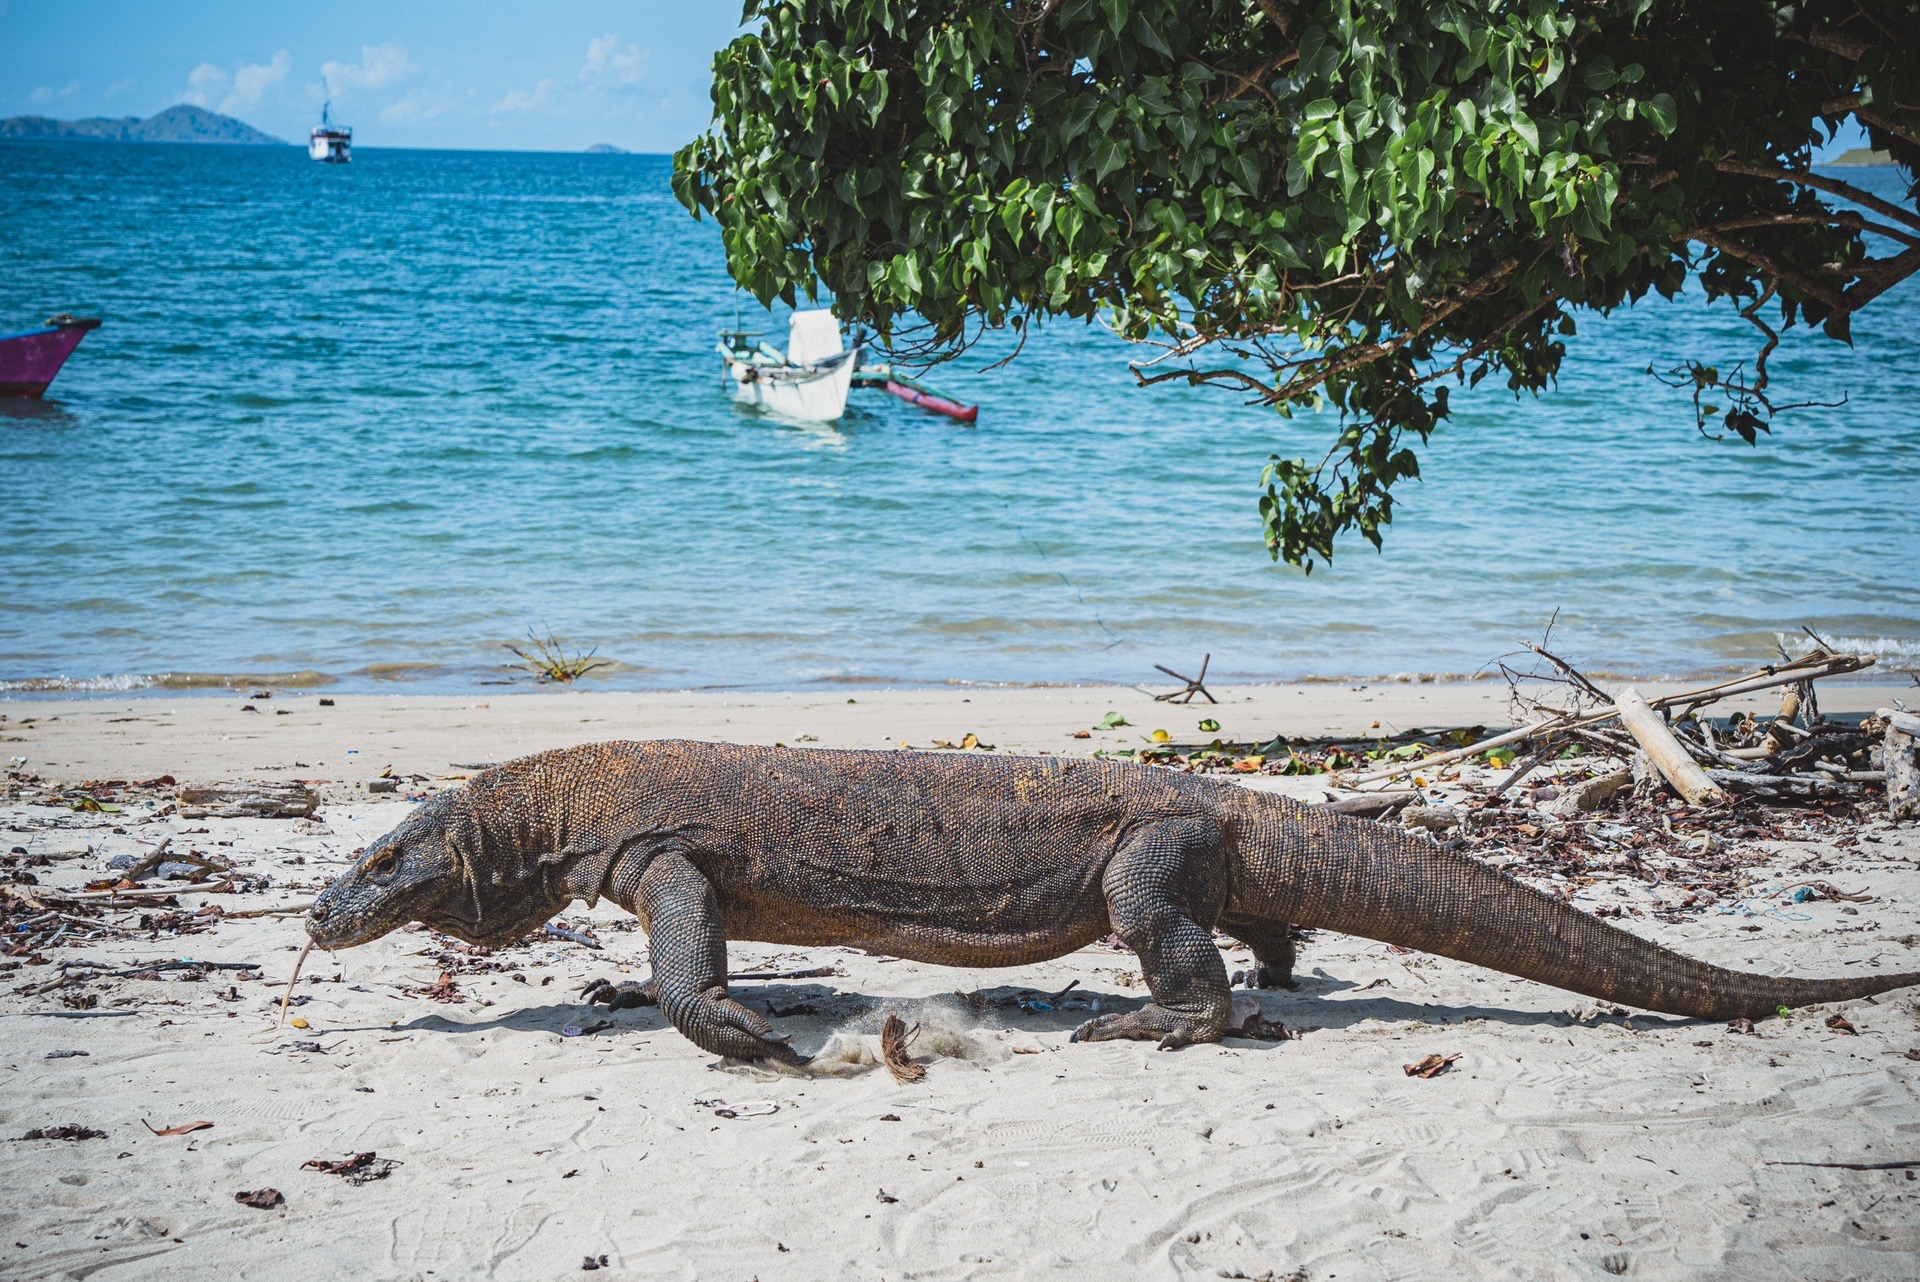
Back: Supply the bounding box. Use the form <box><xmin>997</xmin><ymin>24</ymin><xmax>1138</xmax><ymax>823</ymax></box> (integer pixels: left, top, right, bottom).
<box><xmin>2</xmin><ymin>141</ymin><xmax>1916</xmax><ymax>696</ymax></box>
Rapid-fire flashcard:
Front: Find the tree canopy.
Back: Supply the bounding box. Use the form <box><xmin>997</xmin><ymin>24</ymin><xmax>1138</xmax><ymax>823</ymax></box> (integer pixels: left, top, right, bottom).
<box><xmin>673</xmin><ymin>0</ymin><xmax>1920</xmax><ymax>569</ymax></box>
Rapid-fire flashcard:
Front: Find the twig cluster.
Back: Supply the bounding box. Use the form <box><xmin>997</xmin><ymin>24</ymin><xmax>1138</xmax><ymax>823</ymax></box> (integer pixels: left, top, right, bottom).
<box><xmin>502</xmin><ymin>629</ymin><xmax>611</xmax><ymax>684</ymax></box>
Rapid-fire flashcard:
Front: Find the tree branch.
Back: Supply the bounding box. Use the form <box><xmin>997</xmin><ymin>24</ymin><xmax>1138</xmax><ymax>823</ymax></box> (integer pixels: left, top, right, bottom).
<box><xmin>1700</xmin><ymin>212</ymin><xmax>1920</xmax><ymax>249</ymax></box>
<box><xmin>1717</xmin><ymin>158</ymin><xmax>1920</xmax><ymax>233</ymax></box>
<box><xmin>1844</xmin><ymin>244</ymin><xmax>1920</xmax><ymax>310</ymax></box>
<box><xmin>1691</xmin><ymin>230</ymin><xmax>1851</xmax><ymax>313</ymax></box>
<box><xmin>1801</xmin><ymin>27</ymin><xmax>1873</xmax><ymax>60</ymax></box>
<box><xmin>1853</xmin><ymin>106</ymin><xmax>1920</xmax><ymax>151</ymax></box>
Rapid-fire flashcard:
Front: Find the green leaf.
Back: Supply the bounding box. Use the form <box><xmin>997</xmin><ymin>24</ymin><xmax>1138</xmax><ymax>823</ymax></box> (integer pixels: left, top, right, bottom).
<box><xmin>1641</xmin><ymin>92</ymin><xmax>1677</xmax><ymax>136</ymax></box>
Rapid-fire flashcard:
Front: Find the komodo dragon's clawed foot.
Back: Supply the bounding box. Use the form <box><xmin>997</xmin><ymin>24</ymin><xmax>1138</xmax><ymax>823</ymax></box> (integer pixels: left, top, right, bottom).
<box><xmin>1230</xmin><ymin>964</ymin><xmax>1298</xmax><ymax>991</ymax></box>
<box><xmin>1070</xmin><ymin>1004</ymin><xmax>1226</xmax><ymax>1051</ymax></box>
<box><xmin>675</xmin><ymin>985</ymin><xmax>811</xmax><ymax>1065</ymax></box>
<box><xmin>582</xmin><ymin>976</ymin><xmax>658</xmax><ymax>1010</ymax></box>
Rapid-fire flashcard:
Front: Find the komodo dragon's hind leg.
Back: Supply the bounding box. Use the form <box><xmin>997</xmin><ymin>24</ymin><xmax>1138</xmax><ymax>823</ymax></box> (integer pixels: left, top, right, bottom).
<box><xmin>631</xmin><ymin>851</ymin><xmax>807</xmax><ymax>1065</ymax></box>
<box><xmin>1217</xmin><ymin>913</ymin><xmax>1297</xmax><ymax>990</ymax></box>
<box><xmin>1071</xmin><ymin>820</ymin><xmax>1232</xmax><ymax>1051</ymax></box>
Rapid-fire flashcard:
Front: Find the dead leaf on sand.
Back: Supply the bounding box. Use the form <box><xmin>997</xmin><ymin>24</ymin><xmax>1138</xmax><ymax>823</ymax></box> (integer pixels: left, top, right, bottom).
<box><xmin>1727</xmin><ymin>1018</ymin><xmax>1758</xmax><ymax>1035</ymax></box>
<box><xmin>876</xmin><ymin>1189</ymin><xmax>899</xmax><ymax>1204</ymax></box>
<box><xmin>1403</xmin><ymin>1053</ymin><xmax>1460</xmax><ymax>1078</ymax></box>
<box><xmin>302</xmin><ymin>1151</ymin><xmax>400</xmax><ymax>1184</ymax></box>
<box><xmin>234</xmin><ymin>1188</ymin><xmax>283</xmax><ymax>1209</ymax></box>
<box><xmin>1824</xmin><ymin>1013</ymin><xmax>1858</xmax><ymax>1035</ymax></box>
<box><xmin>142</xmin><ymin>1119</ymin><xmax>212</xmax><ymax>1137</ymax></box>
<box><xmin>408</xmin><ymin>972</ymin><xmax>464</xmax><ymax>1003</ymax></box>
<box><xmin>17</xmin><ymin>1125</ymin><xmax>105</xmax><ymax>1141</ymax></box>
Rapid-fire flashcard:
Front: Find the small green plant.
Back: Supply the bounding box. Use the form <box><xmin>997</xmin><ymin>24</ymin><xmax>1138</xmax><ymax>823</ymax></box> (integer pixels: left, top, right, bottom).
<box><xmin>503</xmin><ymin>629</ymin><xmax>611</xmax><ymax>684</ymax></box>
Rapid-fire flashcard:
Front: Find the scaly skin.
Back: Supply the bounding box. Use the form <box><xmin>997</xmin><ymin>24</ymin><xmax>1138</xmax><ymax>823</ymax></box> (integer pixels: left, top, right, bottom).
<box><xmin>307</xmin><ymin>741</ymin><xmax>1920</xmax><ymax>1061</ymax></box>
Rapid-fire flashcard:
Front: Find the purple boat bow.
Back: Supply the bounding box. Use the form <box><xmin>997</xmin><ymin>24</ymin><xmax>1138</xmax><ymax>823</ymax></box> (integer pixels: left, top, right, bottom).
<box><xmin>0</xmin><ymin>314</ymin><xmax>101</xmax><ymax>397</ymax></box>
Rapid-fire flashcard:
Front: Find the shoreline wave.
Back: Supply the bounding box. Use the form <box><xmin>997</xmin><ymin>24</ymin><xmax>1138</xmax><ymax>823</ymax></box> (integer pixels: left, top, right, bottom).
<box><xmin>3</xmin><ymin>648</ymin><xmax>1910</xmax><ymax>700</ymax></box>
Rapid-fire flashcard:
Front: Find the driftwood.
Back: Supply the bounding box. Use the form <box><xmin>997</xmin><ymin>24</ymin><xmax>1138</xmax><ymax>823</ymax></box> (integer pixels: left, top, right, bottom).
<box><xmin>1402</xmin><ymin>804</ymin><xmax>1467</xmax><ymax>833</ymax></box>
<box><xmin>1152</xmin><ymin>654</ymin><xmax>1217</xmax><ymax>704</ymax></box>
<box><xmin>1883</xmin><ymin>709</ymin><xmax>1920</xmax><ymax>822</ymax></box>
<box><xmin>1615</xmin><ymin>687</ymin><xmax>1727</xmax><ymax>807</ymax></box>
<box><xmin>177</xmin><ymin>782</ymin><xmax>319</xmax><ymax>819</ymax></box>
<box><xmin>1547</xmin><ymin>767</ymin><xmax>1634</xmax><ymax>817</ymax></box>
<box><xmin>1346</xmin><ymin>650</ymin><xmax>1874</xmax><ymax>787</ymax></box>
<box><xmin>53</xmin><ymin>880</ymin><xmax>235</xmax><ymax>901</ymax></box>
<box><xmin>220</xmin><ymin>899</ymin><xmax>314</xmax><ymax>919</ymax></box>
<box><xmin>1316</xmin><ymin>791</ymin><xmax>1417</xmax><ymax>819</ymax></box>
<box><xmin>1705</xmin><ymin>769</ymin><xmax>1864</xmax><ymax>800</ymax></box>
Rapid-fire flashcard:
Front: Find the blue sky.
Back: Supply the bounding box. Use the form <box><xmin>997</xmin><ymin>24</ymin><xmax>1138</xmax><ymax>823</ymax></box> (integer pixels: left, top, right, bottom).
<box><xmin>0</xmin><ymin>0</ymin><xmax>745</xmax><ymax>152</ymax></box>
<box><xmin>1</xmin><ymin>1</ymin><xmax>1873</xmax><ymax>157</ymax></box>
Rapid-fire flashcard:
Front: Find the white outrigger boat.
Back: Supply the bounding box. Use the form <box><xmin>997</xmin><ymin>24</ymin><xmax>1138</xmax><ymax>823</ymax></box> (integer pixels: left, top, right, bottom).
<box><xmin>718</xmin><ymin>310</ymin><xmax>980</xmax><ymax>424</ymax></box>
<box><xmin>718</xmin><ymin>311</ymin><xmax>861</xmax><ymax>422</ymax></box>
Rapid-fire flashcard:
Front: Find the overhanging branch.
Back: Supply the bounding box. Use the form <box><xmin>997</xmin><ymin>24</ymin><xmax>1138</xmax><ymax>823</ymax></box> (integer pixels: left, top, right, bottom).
<box><xmin>1717</xmin><ymin>158</ymin><xmax>1920</xmax><ymax>234</ymax></box>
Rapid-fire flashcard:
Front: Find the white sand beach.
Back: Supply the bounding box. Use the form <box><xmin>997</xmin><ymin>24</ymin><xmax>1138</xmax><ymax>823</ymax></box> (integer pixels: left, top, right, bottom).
<box><xmin>3</xmin><ymin>684</ymin><xmax>1917</xmax><ymax>1280</ymax></box>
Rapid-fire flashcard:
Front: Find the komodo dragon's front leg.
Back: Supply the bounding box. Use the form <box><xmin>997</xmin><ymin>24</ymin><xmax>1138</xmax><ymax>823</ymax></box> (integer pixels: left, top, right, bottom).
<box><xmin>620</xmin><ymin>851</ymin><xmax>807</xmax><ymax>1065</ymax></box>
<box><xmin>1072</xmin><ymin>820</ymin><xmax>1233</xmax><ymax>1050</ymax></box>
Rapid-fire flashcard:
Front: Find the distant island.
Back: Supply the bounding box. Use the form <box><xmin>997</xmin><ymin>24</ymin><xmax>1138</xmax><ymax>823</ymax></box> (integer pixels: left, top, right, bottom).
<box><xmin>0</xmin><ymin>103</ymin><xmax>285</xmax><ymax>146</ymax></box>
<box><xmin>1829</xmin><ymin>147</ymin><xmax>1893</xmax><ymax>166</ymax></box>
<box><xmin>584</xmin><ymin>143</ymin><xmax>631</xmax><ymax>155</ymax></box>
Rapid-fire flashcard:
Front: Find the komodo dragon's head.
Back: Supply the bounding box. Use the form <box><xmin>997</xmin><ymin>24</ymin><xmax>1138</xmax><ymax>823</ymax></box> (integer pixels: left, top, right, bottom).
<box><xmin>306</xmin><ymin>788</ymin><xmax>564</xmax><ymax>952</ymax></box>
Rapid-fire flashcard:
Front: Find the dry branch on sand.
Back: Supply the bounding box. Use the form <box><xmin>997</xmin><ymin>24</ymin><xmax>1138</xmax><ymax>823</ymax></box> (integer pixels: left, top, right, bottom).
<box><xmin>1341</xmin><ymin>641</ymin><xmax>1913</xmax><ymax>818</ymax></box>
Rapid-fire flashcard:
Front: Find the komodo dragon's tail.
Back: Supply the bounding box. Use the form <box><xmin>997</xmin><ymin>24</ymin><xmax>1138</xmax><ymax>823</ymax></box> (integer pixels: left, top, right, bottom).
<box><xmin>1234</xmin><ymin>797</ymin><xmax>1920</xmax><ymax>1020</ymax></box>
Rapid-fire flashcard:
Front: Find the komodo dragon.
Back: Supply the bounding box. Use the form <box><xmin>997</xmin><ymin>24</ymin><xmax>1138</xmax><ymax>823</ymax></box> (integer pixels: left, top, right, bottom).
<box><xmin>306</xmin><ymin>740</ymin><xmax>1919</xmax><ymax>1064</ymax></box>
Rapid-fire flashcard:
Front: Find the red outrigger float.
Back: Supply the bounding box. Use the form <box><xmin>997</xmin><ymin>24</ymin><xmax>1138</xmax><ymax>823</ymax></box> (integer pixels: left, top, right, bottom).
<box><xmin>0</xmin><ymin>315</ymin><xmax>101</xmax><ymax>397</ymax></box>
<box><xmin>850</xmin><ymin>366</ymin><xmax>980</xmax><ymax>423</ymax></box>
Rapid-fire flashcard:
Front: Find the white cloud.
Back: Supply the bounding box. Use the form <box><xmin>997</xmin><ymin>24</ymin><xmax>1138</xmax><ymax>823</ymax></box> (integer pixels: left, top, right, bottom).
<box><xmin>491</xmin><ymin>79</ymin><xmax>553</xmax><ymax>114</ymax></box>
<box><xmin>225</xmin><ymin>50</ymin><xmax>290</xmax><ymax>111</ymax></box>
<box><xmin>181</xmin><ymin>62</ymin><xmax>227</xmax><ymax>108</ymax></box>
<box><xmin>105</xmin><ymin>78</ymin><xmax>137</xmax><ymax>99</ymax></box>
<box><xmin>380</xmin><ymin>90</ymin><xmax>452</xmax><ymax>125</ymax></box>
<box><xmin>175</xmin><ymin>52</ymin><xmax>290</xmax><ymax>117</ymax></box>
<box><xmin>581</xmin><ymin>35</ymin><xmax>646</xmax><ymax>85</ymax></box>
<box><xmin>322</xmin><ymin>43</ymin><xmax>414</xmax><ymax>94</ymax></box>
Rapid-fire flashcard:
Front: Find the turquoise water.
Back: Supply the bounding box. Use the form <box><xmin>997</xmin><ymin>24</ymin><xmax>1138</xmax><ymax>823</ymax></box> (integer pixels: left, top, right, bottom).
<box><xmin>2</xmin><ymin>141</ymin><xmax>1916</xmax><ymax>693</ymax></box>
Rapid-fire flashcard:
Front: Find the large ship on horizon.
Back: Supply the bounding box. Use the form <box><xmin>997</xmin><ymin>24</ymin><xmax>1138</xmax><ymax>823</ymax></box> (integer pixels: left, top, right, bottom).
<box><xmin>308</xmin><ymin>101</ymin><xmax>350</xmax><ymax>163</ymax></box>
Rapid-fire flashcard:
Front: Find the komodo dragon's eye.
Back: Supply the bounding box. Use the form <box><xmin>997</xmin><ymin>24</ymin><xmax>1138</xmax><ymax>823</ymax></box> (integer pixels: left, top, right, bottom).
<box><xmin>363</xmin><ymin>847</ymin><xmax>401</xmax><ymax>877</ymax></box>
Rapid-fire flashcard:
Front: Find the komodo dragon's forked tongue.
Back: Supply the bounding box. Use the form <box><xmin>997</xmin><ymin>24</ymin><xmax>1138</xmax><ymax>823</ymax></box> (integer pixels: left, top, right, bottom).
<box><xmin>1236</xmin><ymin>795</ymin><xmax>1920</xmax><ymax>1021</ymax></box>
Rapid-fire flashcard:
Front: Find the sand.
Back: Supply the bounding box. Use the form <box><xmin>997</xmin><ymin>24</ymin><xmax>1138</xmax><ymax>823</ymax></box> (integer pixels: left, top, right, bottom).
<box><xmin>2</xmin><ymin>683</ymin><xmax>1917</xmax><ymax>1280</ymax></box>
